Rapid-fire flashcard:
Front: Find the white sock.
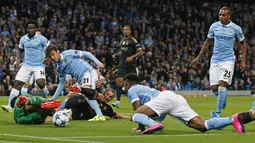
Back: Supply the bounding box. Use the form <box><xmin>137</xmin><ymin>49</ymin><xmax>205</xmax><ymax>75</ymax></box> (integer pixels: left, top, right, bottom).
<box><xmin>21</xmin><ymin>87</ymin><xmax>28</xmax><ymax>95</ymax></box>
<box><xmin>8</xmin><ymin>88</ymin><xmax>20</xmax><ymax>107</ymax></box>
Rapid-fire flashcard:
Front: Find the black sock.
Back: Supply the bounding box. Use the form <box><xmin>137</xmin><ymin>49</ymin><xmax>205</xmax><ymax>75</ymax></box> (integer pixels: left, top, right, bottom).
<box><xmin>116</xmin><ymin>86</ymin><xmax>122</xmax><ymax>101</ymax></box>
<box><xmin>239</xmin><ymin>112</ymin><xmax>253</xmax><ymax>124</ymax></box>
<box><xmin>80</xmin><ymin>88</ymin><xmax>98</xmax><ymax>100</ymax></box>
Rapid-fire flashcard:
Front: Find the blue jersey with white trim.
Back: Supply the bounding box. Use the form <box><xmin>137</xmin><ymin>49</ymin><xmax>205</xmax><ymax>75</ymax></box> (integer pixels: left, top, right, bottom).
<box><xmin>207</xmin><ymin>21</ymin><xmax>245</xmax><ymax>63</ymax></box>
<box><xmin>19</xmin><ymin>34</ymin><xmax>50</xmax><ymax>67</ymax></box>
<box><xmin>127</xmin><ymin>84</ymin><xmax>160</xmax><ymax>105</ymax></box>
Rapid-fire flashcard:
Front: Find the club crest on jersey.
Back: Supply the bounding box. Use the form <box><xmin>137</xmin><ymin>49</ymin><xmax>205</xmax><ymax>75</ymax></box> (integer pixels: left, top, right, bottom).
<box><xmin>34</xmin><ymin>40</ymin><xmax>38</xmax><ymax>44</ymax></box>
<box><xmin>63</xmin><ymin>58</ymin><xmax>68</xmax><ymax>62</ymax></box>
<box><xmin>226</xmin><ymin>29</ymin><xmax>233</xmax><ymax>33</ymax></box>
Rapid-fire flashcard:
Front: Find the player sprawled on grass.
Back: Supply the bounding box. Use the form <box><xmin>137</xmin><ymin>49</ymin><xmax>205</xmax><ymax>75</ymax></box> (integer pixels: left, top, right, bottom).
<box><xmin>11</xmin><ymin>89</ymin><xmax>62</xmax><ymax>124</ymax></box>
<box><xmin>124</xmin><ymin>73</ymin><xmax>245</xmax><ymax>134</ymax></box>
<box><xmin>63</xmin><ymin>86</ymin><xmax>130</xmax><ymax>120</ymax></box>
<box><xmin>44</xmin><ymin>44</ymin><xmax>106</xmax><ymax>121</ymax></box>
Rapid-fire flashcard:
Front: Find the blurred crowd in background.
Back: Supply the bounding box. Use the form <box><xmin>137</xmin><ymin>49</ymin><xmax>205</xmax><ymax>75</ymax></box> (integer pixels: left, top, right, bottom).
<box><xmin>0</xmin><ymin>0</ymin><xmax>255</xmax><ymax>96</ymax></box>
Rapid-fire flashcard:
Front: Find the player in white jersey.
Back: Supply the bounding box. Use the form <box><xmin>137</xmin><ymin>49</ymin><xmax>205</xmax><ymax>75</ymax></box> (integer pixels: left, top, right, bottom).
<box><xmin>45</xmin><ymin>44</ymin><xmax>106</xmax><ymax>121</ymax></box>
<box><xmin>2</xmin><ymin>20</ymin><xmax>50</xmax><ymax>112</ymax></box>
<box><xmin>124</xmin><ymin>73</ymin><xmax>244</xmax><ymax>134</ymax></box>
<box><xmin>191</xmin><ymin>6</ymin><xmax>247</xmax><ymax>118</ymax></box>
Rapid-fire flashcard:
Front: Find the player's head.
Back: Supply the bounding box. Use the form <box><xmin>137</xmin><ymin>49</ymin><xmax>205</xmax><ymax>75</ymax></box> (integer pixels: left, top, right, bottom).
<box><xmin>30</xmin><ymin>86</ymin><xmax>45</xmax><ymax>97</ymax></box>
<box><xmin>123</xmin><ymin>25</ymin><xmax>132</xmax><ymax>37</ymax></box>
<box><xmin>27</xmin><ymin>20</ymin><xmax>38</xmax><ymax>38</ymax></box>
<box><xmin>46</xmin><ymin>44</ymin><xmax>61</xmax><ymax>62</ymax></box>
<box><xmin>103</xmin><ymin>88</ymin><xmax>115</xmax><ymax>103</ymax></box>
<box><xmin>219</xmin><ymin>6</ymin><xmax>231</xmax><ymax>25</ymax></box>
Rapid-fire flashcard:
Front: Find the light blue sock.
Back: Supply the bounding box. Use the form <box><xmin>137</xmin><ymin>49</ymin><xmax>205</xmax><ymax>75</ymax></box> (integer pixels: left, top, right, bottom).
<box><xmin>132</xmin><ymin>113</ymin><xmax>157</xmax><ymax>127</ymax></box>
<box><xmin>250</xmin><ymin>100</ymin><xmax>255</xmax><ymax>111</ymax></box>
<box><xmin>205</xmin><ymin>116</ymin><xmax>233</xmax><ymax>130</ymax></box>
<box><xmin>58</xmin><ymin>98</ymin><xmax>68</xmax><ymax>110</ymax></box>
<box><xmin>216</xmin><ymin>87</ymin><xmax>227</xmax><ymax>115</ymax></box>
<box><xmin>8</xmin><ymin>88</ymin><xmax>20</xmax><ymax>107</ymax></box>
<box><xmin>87</xmin><ymin>100</ymin><xmax>104</xmax><ymax>117</ymax></box>
<box><xmin>223</xmin><ymin>92</ymin><xmax>228</xmax><ymax>109</ymax></box>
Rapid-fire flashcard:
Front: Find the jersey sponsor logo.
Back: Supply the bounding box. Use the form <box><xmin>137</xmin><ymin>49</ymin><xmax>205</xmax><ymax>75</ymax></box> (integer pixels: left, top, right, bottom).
<box><xmin>121</xmin><ymin>47</ymin><xmax>128</xmax><ymax>51</ymax></box>
<box><xmin>61</xmin><ymin>61</ymin><xmax>73</xmax><ymax>73</ymax></box>
<box><xmin>226</xmin><ymin>29</ymin><xmax>233</xmax><ymax>33</ymax></box>
<box><xmin>215</xmin><ymin>35</ymin><xmax>233</xmax><ymax>40</ymax></box>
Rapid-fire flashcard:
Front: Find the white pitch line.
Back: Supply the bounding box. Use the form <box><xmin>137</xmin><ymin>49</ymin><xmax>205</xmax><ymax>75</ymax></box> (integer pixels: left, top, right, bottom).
<box><xmin>58</xmin><ymin>132</ymin><xmax>255</xmax><ymax>139</ymax></box>
<box><xmin>0</xmin><ymin>134</ymin><xmax>104</xmax><ymax>143</ymax></box>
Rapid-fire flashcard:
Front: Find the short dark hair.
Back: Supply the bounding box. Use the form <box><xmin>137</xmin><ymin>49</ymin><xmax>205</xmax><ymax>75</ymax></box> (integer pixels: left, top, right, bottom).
<box><xmin>124</xmin><ymin>73</ymin><xmax>141</xmax><ymax>84</ymax></box>
<box><xmin>220</xmin><ymin>6</ymin><xmax>231</xmax><ymax>15</ymax></box>
<box><xmin>46</xmin><ymin>44</ymin><xmax>58</xmax><ymax>58</ymax></box>
<box><xmin>27</xmin><ymin>20</ymin><xmax>38</xmax><ymax>27</ymax></box>
<box><xmin>124</xmin><ymin>73</ymin><xmax>151</xmax><ymax>84</ymax></box>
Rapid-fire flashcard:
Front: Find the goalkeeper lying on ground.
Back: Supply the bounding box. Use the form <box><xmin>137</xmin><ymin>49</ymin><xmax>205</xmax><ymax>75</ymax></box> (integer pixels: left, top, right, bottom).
<box><xmin>60</xmin><ymin>86</ymin><xmax>131</xmax><ymax>120</ymax></box>
<box><xmin>11</xmin><ymin>91</ymin><xmax>62</xmax><ymax>124</ymax></box>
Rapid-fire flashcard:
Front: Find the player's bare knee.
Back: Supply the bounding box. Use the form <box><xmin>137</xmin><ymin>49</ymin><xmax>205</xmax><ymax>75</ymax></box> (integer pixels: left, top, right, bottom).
<box><xmin>189</xmin><ymin>117</ymin><xmax>207</xmax><ymax>132</ymax></box>
<box><xmin>36</xmin><ymin>79</ymin><xmax>45</xmax><ymax>89</ymax></box>
<box><xmin>14</xmin><ymin>80</ymin><xmax>26</xmax><ymax>90</ymax></box>
<box><xmin>219</xmin><ymin>80</ymin><xmax>228</xmax><ymax>87</ymax></box>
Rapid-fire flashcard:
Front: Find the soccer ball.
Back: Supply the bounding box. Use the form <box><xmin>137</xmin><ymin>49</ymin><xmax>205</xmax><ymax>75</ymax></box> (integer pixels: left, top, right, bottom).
<box><xmin>52</xmin><ymin>111</ymin><xmax>69</xmax><ymax>127</ymax></box>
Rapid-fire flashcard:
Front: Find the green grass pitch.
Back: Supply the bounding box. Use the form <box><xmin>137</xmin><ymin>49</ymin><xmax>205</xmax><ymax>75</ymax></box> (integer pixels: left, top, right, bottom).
<box><xmin>0</xmin><ymin>95</ymin><xmax>255</xmax><ymax>143</ymax></box>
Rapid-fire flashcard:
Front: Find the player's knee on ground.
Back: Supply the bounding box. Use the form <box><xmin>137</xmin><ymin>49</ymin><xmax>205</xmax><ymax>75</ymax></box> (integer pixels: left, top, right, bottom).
<box><xmin>36</xmin><ymin>78</ymin><xmax>46</xmax><ymax>89</ymax></box>
<box><xmin>13</xmin><ymin>80</ymin><xmax>26</xmax><ymax>90</ymax></box>
<box><xmin>188</xmin><ymin>117</ymin><xmax>207</xmax><ymax>132</ymax></box>
<box><xmin>211</xmin><ymin>85</ymin><xmax>218</xmax><ymax>93</ymax></box>
<box><xmin>116</xmin><ymin>78</ymin><xmax>124</xmax><ymax>87</ymax></box>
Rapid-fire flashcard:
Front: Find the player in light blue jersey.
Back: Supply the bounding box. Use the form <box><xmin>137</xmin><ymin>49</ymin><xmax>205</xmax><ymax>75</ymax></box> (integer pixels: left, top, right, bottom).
<box><xmin>124</xmin><ymin>73</ymin><xmax>245</xmax><ymax>134</ymax></box>
<box><xmin>2</xmin><ymin>20</ymin><xmax>50</xmax><ymax>113</ymax></box>
<box><xmin>45</xmin><ymin>44</ymin><xmax>106</xmax><ymax>121</ymax></box>
<box><xmin>191</xmin><ymin>6</ymin><xmax>247</xmax><ymax>118</ymax></box>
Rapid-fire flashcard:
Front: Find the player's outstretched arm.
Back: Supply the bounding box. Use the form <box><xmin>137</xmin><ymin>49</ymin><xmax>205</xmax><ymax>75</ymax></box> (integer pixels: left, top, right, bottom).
<box><xmin>51</xmin><ymin>76</ymin><xmax>66</xmax><ymax>100</ymax></box>
<box><xmin>240</xmin><ymin>40</ymin><xmax>247</xmax><ymax>72</ymax></box>
<box><xmin>190</xmin><ymin>38</ymin><xmax>212</xmax><ymax>66</ymax></box>
<box><xmin>114</xmin><ymin>113</ymin><xmax>131</xmax><ymax>119</ymax></box>
<box><xmin>81</xmin><ymin>51</ymin><xmax>104</xmax><ymax>68</ymax></box>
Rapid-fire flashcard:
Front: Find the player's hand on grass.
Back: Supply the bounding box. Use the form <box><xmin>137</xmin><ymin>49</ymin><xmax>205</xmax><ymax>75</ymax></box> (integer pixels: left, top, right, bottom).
<box><xmin>132</xmin><ymin>127</ymin><xmax>142</xmax><ymax>133</ymax></box>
